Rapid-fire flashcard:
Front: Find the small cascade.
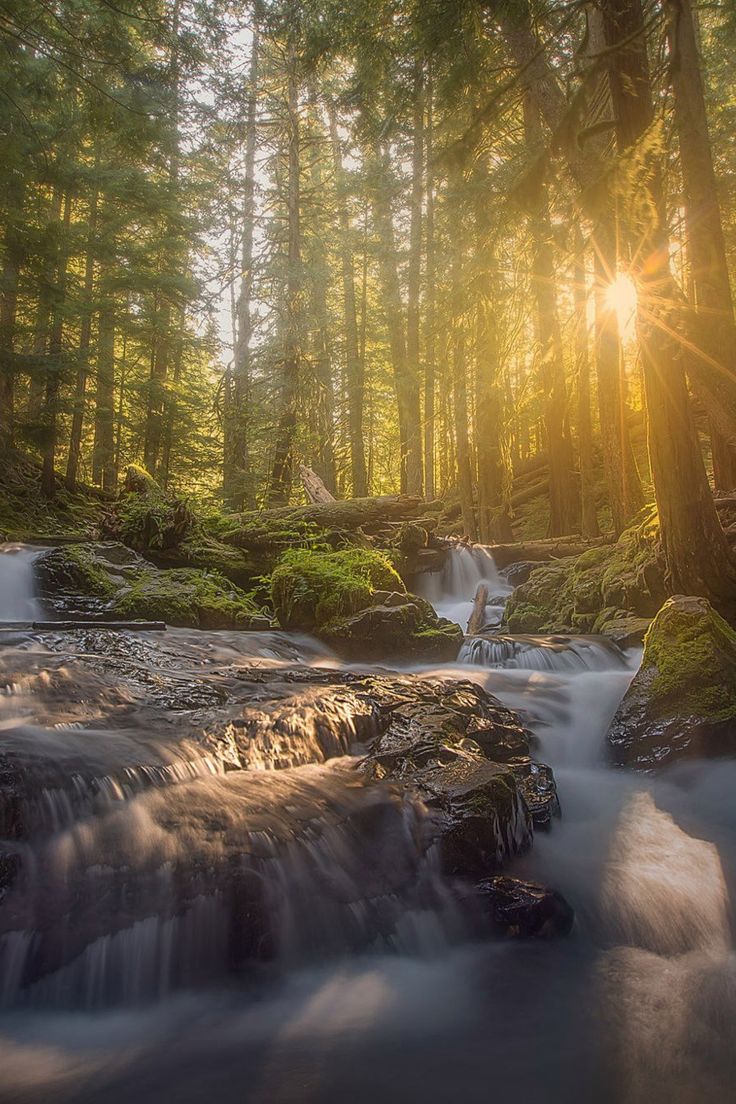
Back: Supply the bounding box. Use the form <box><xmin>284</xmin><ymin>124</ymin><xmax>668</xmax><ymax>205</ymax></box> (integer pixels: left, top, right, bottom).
<box><xmin>0</xmin><ymin>544</ymin><xmax>43</xmax><ymax>622</ymax></box>
<box><xmin>459</xmin><ymin>634</ymin><xmax>626</xmax><ymax>674</ymax></box>
<box><xmin>417</xmin><ymin>544</ymin><xmax>512</xmax><ymax>629</ymax></box>
<box><xmin>0</xmin><ymin>762</ymin><xmax>458</xmax><ymax>1009</ymax></box>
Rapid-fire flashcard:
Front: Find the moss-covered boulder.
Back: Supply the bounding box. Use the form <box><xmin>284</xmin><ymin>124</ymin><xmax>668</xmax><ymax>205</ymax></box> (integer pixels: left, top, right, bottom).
<box><xmin>35</xmin><ymin>541</ymin><xmax>269</xmax><ymax>630</ymax></box>
<box><xmin>113</xmin><ymin>567</ymin><xmax>269</xmax><ymax>630</ymax></box>
<box><xmin>504</xmin><ymin>506</ymin><xmax>665</xmax><ymax>636</ymax></box>
<box><xmin>270</xmin><ymin>547</ymin><xmax>463</xmax><ymax>660</ymax></box>
<box><xmin>607</xmin><ymin>595</ymin><xmax>736</xmax><ymax>768</ymax></box>
<box><xmin>271</xmin><ymin>547</ymin><xmax>401</xmax><ymax>630</ymax></box>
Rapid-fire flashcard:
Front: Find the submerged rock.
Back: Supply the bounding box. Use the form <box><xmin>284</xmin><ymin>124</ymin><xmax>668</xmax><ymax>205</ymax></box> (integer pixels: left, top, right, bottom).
<box><xmin>608</xmin><ymin>595</ymin><xmax>736</xmax><ymax>768</ymax></box>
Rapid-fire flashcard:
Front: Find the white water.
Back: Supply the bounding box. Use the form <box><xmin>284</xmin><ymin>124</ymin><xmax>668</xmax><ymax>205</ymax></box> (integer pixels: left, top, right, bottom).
<box><xmin>1</xmin><ymin>546</ymin><xmax>735</xmax><ymax>1102</ymax></box>
<box><xmin>416</xmin><ymin>542</ymin><xmax>513</xmax><ymax>630</ymax></box>
<box><xmin>0</xmin><ymin>544</ymin><xmax>42</xmax><ymax>622</ymax></box>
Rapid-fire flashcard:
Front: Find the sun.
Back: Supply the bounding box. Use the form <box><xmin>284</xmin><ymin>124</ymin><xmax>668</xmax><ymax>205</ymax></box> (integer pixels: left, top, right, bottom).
<box><xmin>605</xmin><ymin>273</ymin><xmax>638</xmax><ymax>344</ymax></box>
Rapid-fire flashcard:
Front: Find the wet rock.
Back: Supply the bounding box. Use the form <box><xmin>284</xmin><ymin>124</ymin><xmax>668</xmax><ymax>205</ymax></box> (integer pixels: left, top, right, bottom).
<box><xmin>477</xmin><ymin>875</ymin><xmax>574</xmax><ymax>938</ymax></box>
<box><xmin>502</xmin><ymin>560</ymin><xmax>537</xmax><ymax>588</ymax></box>
<box><xmin>608</xmin><ymin>595</ymin><xmax>736</xmax><ymax>768</ymax></box>
<box><xmin>321</xmin><ymin>596</ymin><xmax>463</xmax><ymax>662</ymax></box>
<box><xmin>34</xmin><ymin>542</ymin><xmax>269</xmax><ymax>629</ymax></box>
<box><xmin>361</xmin><ymin>676</ymin><xmax>558</xmax><ymax>871</ymax></box>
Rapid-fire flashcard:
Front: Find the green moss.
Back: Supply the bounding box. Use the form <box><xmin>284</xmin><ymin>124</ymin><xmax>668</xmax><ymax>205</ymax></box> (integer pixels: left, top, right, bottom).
<box><xmin>642</xmin><ymin>596</ymin><xmax>736</xmax><ymax>722</ymax></box>
<box><xmin>65</xmin><ymin>545</ymin><xmax>117</xmax><ymax>598</ymax></box>
<box><xmin>270</xmin><ymin>547</ymin><xmax>403</xmax><ymax>630</ymax></box>
<box><xmin>504</xmin><ymin>504</ymin><xmax>664</xmax><ymax>635</ymax></box>
<box><xmin>114</xmin><ymin>568</ymin><xmax>266</xmax><ymax>629</ymax></box>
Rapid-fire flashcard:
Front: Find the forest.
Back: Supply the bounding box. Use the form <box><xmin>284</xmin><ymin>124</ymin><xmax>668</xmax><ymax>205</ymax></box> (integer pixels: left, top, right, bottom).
<box><xmin>3</xmin><ymin>2</ymin><xmax>736</xmax><ymax>1102</ymax></box>
<box><xmin>1</xmin><ymin>0</ymin><xmax>735</xmax><ymax>591</ymax></box>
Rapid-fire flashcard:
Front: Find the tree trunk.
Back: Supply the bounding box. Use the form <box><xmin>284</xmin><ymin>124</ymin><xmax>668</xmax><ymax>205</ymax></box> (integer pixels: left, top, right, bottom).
<box><xmin>603</xmin><ymin>0</ymin><xmax>736</xmax><ymax>604</ymax></box>
<box><xmin>474</xmin><ymin>222</ymin><xmax>513</xmax><ymax>542</ymax></box>
<box><xmin>40</xmin><ymin>191</ymin><xmax>73</xmax><ymax>498</ymax></box>
<box><xmin>424</xmin><ymin>70</ymin><xmax>437</xmax><ymax>501</ymax></box>
<box><xmin>328</xmin><ymin>101</ymin><xmax>367</xmax><ymax>497</ymax></box>
<box><xmin>450</xmin><ymin>209</ymin><xmax>477</xmax><ymax>541</ymax></box>
<box><xmin>0</xmin><ymin>181</ymin><xmax>24</xmax><ymax>450</ymax></box>
<box><xmin>225</xmin><ymin>22</ymin><xmax>260</xmax><ymax>509</ymax></box>
<box><xmin>573</xmin><ymin>248</ymin><xmax>600</xmax><ymax>538</ymax></box>
<box><xmin>406</xmin><ymin>63</ymin><xmax>425</xmax><ymax>497</ymax></box>
<box><xmin>92</xmin><ymin>297</ymin><xmax>117</xmax><ymax>494</ymax></box>
<box><xmin>523</xmin><ymin>98</ymin><xmax>578</xmax><ymax>536</ymax></box>
<box><xmin>370</xmin><ymin>142</ymin><xmax>422</xmax><ymax>496</ymax></box>
<box><xmin>268</xmin><ymin>42</ymin><xmax>301</xmax><ymax>505</ymax></box>
<box><xmin>65</xmin><ymin>181</ymin><xmax>99</xmax><ymax>491</ymax></box>
<box><xmin>666</xmin><ymin>0</ymin><xmax>736</xmax><ymax>490</ymax></box>
<box><xmin>143</xmin><ymin>0</ymin><xmax>181</xmax><ymax>479</ymax></box>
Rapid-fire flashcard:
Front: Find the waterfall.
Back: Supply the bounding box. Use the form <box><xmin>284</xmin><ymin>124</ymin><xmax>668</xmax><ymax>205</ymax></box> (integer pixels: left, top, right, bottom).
<box><xmin>417</xmin><ymin>544</ymin><xmax>512</xmax><ymax>629</ymax></box>
<box><xmin>0</xmin><ymin>544</ymin><xmax>42</xmax><ymax>622</ymax></box>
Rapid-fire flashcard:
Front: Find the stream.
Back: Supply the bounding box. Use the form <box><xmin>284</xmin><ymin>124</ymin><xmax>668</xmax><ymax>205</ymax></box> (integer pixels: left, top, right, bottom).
<box><xmin>0</xmin><ymin>541</ymin><xmax>735</xmax><ymax>1103</ymax></box>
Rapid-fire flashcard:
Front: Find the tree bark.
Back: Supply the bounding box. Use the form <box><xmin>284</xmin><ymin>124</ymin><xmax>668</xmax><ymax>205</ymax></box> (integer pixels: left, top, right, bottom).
<box><xmin>92</xmin><ymin>296</ymin><xmax>117</xmax><ymax>494</ymax></box>
<box><xmin>602</xmin><ymin>0</ymin><xmax>736</xmax><ymax>604</ymax></box>
<box><xmin>268</xmin><ymin>41</ymin><xmax>301</xmax><ymax>505</ymax></box>
<box><xmin>666</xmin><ymin>0</ymin><xmax>736</xmax><ymax>490</ymax></box>
<box><xmin>573</xmin><ymin>248</ymin><xmax>600</xmax><ymax>538</ymax></box>
<box><xmin>328</xmin><ymin>101</ymin><xmax>367</xmax><ymax>497</ymax></box>
<box><xmin>40</xmin><ymin>191</ymin><xmax>73</xmax><ymax>498</ymax></box>
<box><xmin>225</xmin><ymin>22</ymin><xmax>260</xmax><ymax>509</ymax></box>
<box><xmin>65</xmin><ymin>181</ymin><xmax>99</xmax><ymax>491</ymax></box>
<box><xmin>424</xmin><ymin>70</ymin><xmax>437</xmax><ymax>501</ymax></box>
<box><xmin>406</xmin><ymin>62</ymin><xmax>425</xmax><ymax>497</ymax></box>
<box><xmin>370</xmin><ymin>142</ymin><xmax>422</xmax><ymax>496</ymax></box>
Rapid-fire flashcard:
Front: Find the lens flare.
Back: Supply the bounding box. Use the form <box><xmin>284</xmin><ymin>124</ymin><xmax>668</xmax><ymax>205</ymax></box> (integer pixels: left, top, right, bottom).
<box><xmin>605</xmin><ymin>273</ymin><xmax>638</xmax><ymax>343</ymax></box>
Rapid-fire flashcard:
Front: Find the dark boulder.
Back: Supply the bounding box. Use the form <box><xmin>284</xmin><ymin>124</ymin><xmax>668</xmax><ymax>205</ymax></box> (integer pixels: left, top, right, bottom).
<box><xmin>477</xmin><ymin>875</ymin><xmax>574</xmax><ymax>938</ymax></box>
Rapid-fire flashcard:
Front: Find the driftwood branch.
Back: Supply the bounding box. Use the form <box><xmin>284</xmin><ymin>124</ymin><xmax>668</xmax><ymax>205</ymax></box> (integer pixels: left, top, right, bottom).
<box><xmin>299</xmin><ymin>464</ymin><xmax>335</xmax><ymax>504</ymax></box>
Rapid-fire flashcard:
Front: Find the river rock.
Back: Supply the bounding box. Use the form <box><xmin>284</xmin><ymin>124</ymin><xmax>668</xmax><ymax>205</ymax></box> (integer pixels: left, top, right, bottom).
<box><xmin>320</xmin><ymin>595</ymin><xmax>463</xmax><ymax>661</ymax></box>
<box><xmin>476</xmin><ymin>875</ymin><xmax>574</xmax><ymax>938</ymax></box>
<box><xmin>607</xmin><ymin>594</ymin><xmax>736</xmax><ymax>768</ymax></box>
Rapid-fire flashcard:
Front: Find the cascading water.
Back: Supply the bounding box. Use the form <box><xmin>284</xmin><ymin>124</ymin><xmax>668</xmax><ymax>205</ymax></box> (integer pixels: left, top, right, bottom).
<box><xmin>416</xmin><ymin>542</ymin><xmax>513</xmax><ymax>629</ymax></box>
<box><xmin>0</xmin><ymin>544</ymin><xmax>42</xmax><ymax>622</ymax></box>
<box><xmin>1</xmin><ymin>542</ymin><xmax>735</xmax><ymax>1104</ymax></box>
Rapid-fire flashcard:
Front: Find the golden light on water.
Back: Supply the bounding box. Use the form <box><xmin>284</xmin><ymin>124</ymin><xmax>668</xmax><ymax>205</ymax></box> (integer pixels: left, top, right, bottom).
<box><xmin>605</xmin><ymin>273</ymin><xmax>638</xmax><ymax>343</ymax></box>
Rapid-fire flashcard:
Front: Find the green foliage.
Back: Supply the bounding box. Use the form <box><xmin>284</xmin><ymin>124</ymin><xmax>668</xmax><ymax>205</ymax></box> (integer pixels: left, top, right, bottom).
<box><xmin>270</xmin><ymin>547</ymin><xmax>403</xmax><ymax>630</ymax></box>
<box><xmin>505</xmin><ymin>506</ymin><xmax>665</xmax><ymax>634</ymax></box>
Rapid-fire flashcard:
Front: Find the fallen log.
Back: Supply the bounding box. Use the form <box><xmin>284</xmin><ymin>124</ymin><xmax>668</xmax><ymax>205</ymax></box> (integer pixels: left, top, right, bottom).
<box><xmin>0</xmin><ymin>620</ymin><xmax>166</xmax><ymax>632</ymax></box>
<box><xmin>226</xmin><ymin>494</ymin><xmax>425</xmax><ymax>547</ymax></box>
<box><xmin>486</xmin><ymin>536</ymin><xmax>612</xmax><ymax>569</ymax></box>
<box><xmin>467</xmin><ymin>584</ymin><xmax>489</xmax><ymax>635</ymax></box>
<box><xmin>510</xmin><ymin>476</ymin><xmax>549</xmax><ymax>509</ymax></box>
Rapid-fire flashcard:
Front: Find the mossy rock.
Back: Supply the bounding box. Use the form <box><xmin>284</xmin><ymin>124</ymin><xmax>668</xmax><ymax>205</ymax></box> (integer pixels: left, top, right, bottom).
<box><xmin>270</xmin><ymin>547</ymin><xmax>403</xmax><ymax>631</ymax></box>
<box><xmin>608</xmin><ymin>595</ymin><xmax>736</xmax><ymax>768</ymax></box>
<box><xmin>35</xmin><ymin>542</ymin><xmax>145</xmax><ymax>599</ymax></box>
<box><xmin>113</xmin><ymin>567</ymin><xmax>268</xmax><ymax>629</ymax></box>
<box><xmin>504</xmin><ymin>505</ymin><xmax>665</xmax><ymax>635</ymax></box>
<box><xmin>321</xmin><ymin>597</ymin><xmax>463</xmax><ymax>662</ymax></box>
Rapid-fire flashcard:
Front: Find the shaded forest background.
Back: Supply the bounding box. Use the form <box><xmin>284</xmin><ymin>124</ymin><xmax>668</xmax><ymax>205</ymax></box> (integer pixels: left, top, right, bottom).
<box><xmin>2</xmin><ymin>0</ymin><xmax>736</xmax><ymax>601</ymax></box>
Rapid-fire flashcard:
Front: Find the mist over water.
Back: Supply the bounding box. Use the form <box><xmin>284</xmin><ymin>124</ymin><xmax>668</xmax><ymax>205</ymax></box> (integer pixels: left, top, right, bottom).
<box><xmin>1</xmin><ymin>545</ymin><xmax>735</xmax><ymax>1103</ymax></box>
